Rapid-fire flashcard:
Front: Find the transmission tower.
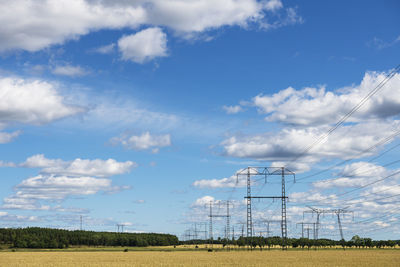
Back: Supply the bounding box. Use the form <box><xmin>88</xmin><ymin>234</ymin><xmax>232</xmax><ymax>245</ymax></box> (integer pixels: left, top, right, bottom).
<box><xmin>261</xmin><ymin>220</ymin><xmax>281</xmax><ymax>238</ymax></box>
<box><xmin>183</xmin><ymin>229</ymin><xmax>196</xmax><ymax>241</ymax></box>
<box><xmin>117</xmin><ymin>224</ymin><xmax>125</xmax><ymax>233</ymax></box>
<box><xmin>208</xmin><ymin>200</ymin><xmax>232</xmax><ymax>244</ymax></box>
<box><xmin>193</xmin><ymin>222</ymin><xmax>208</xmax><ymax>240</ymax></box>
<box><xmin>237</xmin><ymin>167</ymin><xmax>295</xmax><ymax>250</ymax></box>
<box><xmin>80</xmin><ymin>215</ymin><xmax>83</xmax><ymax>231</ymax></box>
<box><xmin>297</xmin><ymin>222</ymin><xmax>317</xmax><ymax>239</ymax></box>
<box><xmin>304</xmin><ymin>207</ymin><xmax>353</xmax><ymax>240</ymax></box>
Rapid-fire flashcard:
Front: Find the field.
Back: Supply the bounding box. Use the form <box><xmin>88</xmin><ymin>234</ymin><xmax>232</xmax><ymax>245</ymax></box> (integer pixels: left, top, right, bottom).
<box><xmin>0</xmin><ymin>249</ymin><xmax>399</xmax><ymax>266</ymax></box>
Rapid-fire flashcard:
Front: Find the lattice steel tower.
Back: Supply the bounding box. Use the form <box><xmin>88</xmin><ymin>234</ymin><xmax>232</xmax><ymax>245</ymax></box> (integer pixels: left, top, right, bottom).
<box><xmin>237</xmin><ymin>167</ymin><xmax>295</xmax><ymax>250</ymax></box>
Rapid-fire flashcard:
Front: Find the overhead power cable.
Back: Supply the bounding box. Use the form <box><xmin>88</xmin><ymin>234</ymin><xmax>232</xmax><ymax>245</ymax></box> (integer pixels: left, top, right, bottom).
<box><xmin>295</xmin><ymin>129</ymin><xmax>400</xmax><ymax>183</ymax></box>
<box><xmin>286</xmin><ymin>65</ymin><xmax>400</xmax><ymax>167</ymax></box>
<box><xmin>290</xmin><ymin>169</ymin><xmax>400</xmax><ymax>206</ymax></box>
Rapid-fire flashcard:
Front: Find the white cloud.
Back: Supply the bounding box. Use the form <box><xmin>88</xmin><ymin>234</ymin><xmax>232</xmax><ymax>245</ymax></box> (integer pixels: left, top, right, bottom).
<box><xmin>146</xmin><ymin>0</ymin><xmax>263</xmax><ymax>33</ymax></box>
<box><xmin>22</xmin><ymin>154</ymin><xmax>137</xmax><ymax>177</ymax></box>
<box><xmin>17</xmin><ymin>175</ymin><xmax>111</xmax><ymax>200</ymax></box>
<box><xmin>0</xmin><ymin>130</ymin><xmax>21</xmax><ymax>144</ymax></box>
<box><xmin>192</xmin><ymin>195</ymin><xmax>215</xmax><ymax>207</ymax></box>
<box><xmin>0</xmin><ymin>211</ymin><xmax>39</xmax><ymax>222</ymax></box>
<box><xmin>312</xmin><ymin>162</ymin><xmax>389</xmax><ymax>189</ymax></box>
<box><xmin>52</xmin><ymin>64</ymin><xmax>88</xmax><ymax>77</ymax></box>
<box><xmin>0</xmin><ymin>160</ymin><xmax>16</xmax><ymax>167</ymax></box>
<box><xmin>289</xmin><ymin>191</ymin><xmax>338</xmax><ymax>204</ymax></box>
<box><xmin>250</xmin><ymin>71</ymin><xmax>400</xmax><ymax>126</ymax></box>
<box><xmin>221</xmin><ymin>120</ymin><xmax>399</xmax><ymax>168</ymax></box>
<box><xmin>111</xmin><ymin>131</ymin><xmax>171</xmax><ymax>152</ymax></box>
<box><xmin>0</xmin><ymin>0</ymin><xmax>299</xmax><ymax>52</ymax></box>
<box><xmin>92</xmin><ymin>43</ymin><xmax>115</xmax><ymax>54</ymax></box>
<box><xmin>0</xmin><ymin>0</ymin><xmax>147</xmax><ymax>52</ymax></box>
<box><xmin>74</xmin><ymin>94</ymin><xmax>180</xmax><ymax>131</ymax></box>
<box><xmin>270</xmin><ymin>161</ymin><xmax>310</xmax><ymax>173</ymax></box>
<box><xmin>193</xmin><ymin>175</ymin><xmax>238</xmax><ymax>189</ymax></box>
<box><xmin>1</xmin><ymin>176</ymin><xmax>128</xmax><ymax>210</ymax></box>
<box><xmin>368</xmin><ymin>35</ymin><xmax>400</xmax><ymax>50</ymax></box>
<box><xmin>0</xmin><ymin>76</ymin><xmax>84</xmax><ymax>143</ymax></box>
<box><xmin>0</xmin><ymin>77</ymin><xmax>84</xmax><ymax>126</ymax></box>
<box><xmin>223</xmin><ymin>105</ymin><xmax>243</xmax><ymax>114</ymax></box>
<box><xmin>2</xmin><ymin>174</ymin><xmax>120</xmax><ymax>210</ymax></box>
<box><xmin>192</xmin><ymin>167</ymin><xmax>263</xmax><ymax>189</ymax></box>
<box><xmin>259</xmin><ymin>6</ymin><xmax>303</xmax><ymax>30</ymax></box>
<box><xmin>372</xmin><ymin>221</ymin><xmax>390</xmax><ymax>227</ymax></box>
<box><xmin>2</xmin><ymin>195</ymin><xmax>51</xmax><ymax>210</ymax></box>
<box><xmin>118</xmin><ymin>27</ymin><xmax>167</xmax><ymax>63</ymax></box>
<box><xmin>193</xmin><ymin>174</ymin><xmax>248</xmax><ymax>189</ymax></box>
<box><xmin>262</xmin><ymin>0</ymin><xmax>283</xmax><ymax>11</ymax></box>
<box><xmin>2</xmin><ymin>155</ymin><xmax>135</xmax><ymax>210</ymax></box>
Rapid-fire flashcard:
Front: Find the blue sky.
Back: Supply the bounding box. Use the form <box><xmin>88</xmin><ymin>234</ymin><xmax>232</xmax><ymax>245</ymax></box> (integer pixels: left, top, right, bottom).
<box><xmin>0</xmin><ymin>0</ymin><xmax>399</xmax><ymax>240</ymax></box>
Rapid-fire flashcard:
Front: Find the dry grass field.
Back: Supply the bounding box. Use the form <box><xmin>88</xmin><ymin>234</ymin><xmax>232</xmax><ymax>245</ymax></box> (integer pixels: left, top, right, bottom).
<box><xmin>0</xmin><ymin>250</ymin><xmax>399</xmax><ymax>266</ymax></box>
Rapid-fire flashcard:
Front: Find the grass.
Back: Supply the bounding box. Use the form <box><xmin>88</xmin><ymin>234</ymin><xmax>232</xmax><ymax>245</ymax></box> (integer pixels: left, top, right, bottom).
<box><xmin>0</xmin><ymin>249</ymin><xmax>399</xmax><ymax>266</ymax></box>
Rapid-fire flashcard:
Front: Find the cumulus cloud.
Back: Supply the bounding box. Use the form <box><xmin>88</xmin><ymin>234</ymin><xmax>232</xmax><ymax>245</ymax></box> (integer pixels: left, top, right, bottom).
<box><xmin>0</xmin><ymin>0</ymin><xmax>300</xmax><ymax>52</ymax></box>
<box><xmin>21</xmin><ymin>154</ymin><xmax>137</xmax><ymax>177</ymax></box>
<box><xmin>312</xmin><ymin>162</ymin><xmax>389</xmax><ymax>190</ymax></box>
<box><xmin>0</xmin><ymin>77</ymin><xmax>84</xmax><ymax>142</ymax></box>
<box><xmin>0</xmin><ymin>76</ymin><xmax>84</xmax><ymax>126</ymax></box>
<box><xmin>192</xmin><ymin>195</ymin><xmax>215</xmax><ymax>207</ymax></box>
<box><xmin>0</xmin><ymin>0</ymin><xmax>146</xmax><ymax>52</ymax></box>
<box><xmin>111</xmin><ymin>131</ymin><xmax>171</xmax><ymax>153</ymax></box>
<box><xmin>2</xmin><ymin>175</ymin><xmax>119</xmax><ymax>210</ymax></box>
<box><xmin>16</xmin><ymin>175</ymin><xmax>111</xmax><ymax>200</ymax></box>
<box><xmin>223</xmin><ymin>105</ymin><xmax>243</xmax><ymax>114</ymax></box>
<box><xmin>52</xmin><ymin>64</ymin><xmax>88</xmax><ymax>77</ymax></box>
<box><xmin>193</xmin><ymin>167</ymin><xmax>266</xmax><ymax>189</ymax></box>
<box><xmin>222</xmin><ymin>120</ymin><xmax>399</xmax><ymax>167</ymax></box>
<box><xmin>193</xmin><ymin>175</ymin><xmax>239</xmax><ymax>189</ymax></box>
<box><xmin>289</xmin><ymin>191</ymin><xmax>338</xmax><ymax>204</ymax></box>
<box><xmin>118</xmin><ymin>27</ymin><xmax>167</xmax><ymax>63</ymax></box>
<box><xmin>2</xmin><ymin>155</ymin><xmax>135</xmax><ymax>210</ymax></box>
<box><xmin>251</xmin><ymin>71</ymin><xmax>400</xmax><ymax>126</ymax></box>
<box><xmin>220</xmin><ymin>70</ymin><xmax>400</xmax><ymax>172</ymax></box>
<box><xmin>270</xmin><ymin>161</ymin><xmax>310</xmax><ymax>173</ymax></box>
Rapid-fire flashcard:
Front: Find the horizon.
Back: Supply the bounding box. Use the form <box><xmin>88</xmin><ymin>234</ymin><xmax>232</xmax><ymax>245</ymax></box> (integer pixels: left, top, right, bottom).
<box><xmin>0</xmin><ymin>0</ymin><xmax>399</xmax><ymax>242</ymax></box>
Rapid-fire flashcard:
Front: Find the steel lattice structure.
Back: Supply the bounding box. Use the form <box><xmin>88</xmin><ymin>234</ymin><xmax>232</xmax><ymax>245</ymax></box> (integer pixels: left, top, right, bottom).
<box><xmin>236</xmin><ymin>167</ymin><xmax>295</xmax><ymax>250</ymax></box>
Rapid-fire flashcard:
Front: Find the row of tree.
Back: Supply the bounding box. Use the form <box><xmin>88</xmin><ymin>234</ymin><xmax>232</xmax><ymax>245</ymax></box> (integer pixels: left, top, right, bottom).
<box><xmin>182</xmin><ymin>235</ymin><xmax>399</xmax><ymax>249</ymax></box>
<box><xmin>0</xmin><ymin>227</ymin><xmax>179</xmax><ymax>249</ymax></box>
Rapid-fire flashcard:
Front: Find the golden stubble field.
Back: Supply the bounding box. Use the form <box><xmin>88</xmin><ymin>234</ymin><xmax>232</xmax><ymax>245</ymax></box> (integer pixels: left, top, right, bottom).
<box><xmin>0</xmin><ymin>250</ymin><xmax>399</xmax><ymax>267</ymax></box>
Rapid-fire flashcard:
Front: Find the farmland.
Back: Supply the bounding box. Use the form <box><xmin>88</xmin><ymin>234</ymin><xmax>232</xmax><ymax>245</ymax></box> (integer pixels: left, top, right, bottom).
<box><xmin>0</xmin><ymin>249</ymin><xmax>399</xmax><ymax>266</ymax></box>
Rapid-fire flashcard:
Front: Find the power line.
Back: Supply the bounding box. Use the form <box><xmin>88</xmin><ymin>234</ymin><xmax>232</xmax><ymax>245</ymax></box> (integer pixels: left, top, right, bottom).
<box><xmin>286</xmin><ymin>65</ymin><xmax>400</xmax><ymax>167</ymax></box>
<box><xmin>296</xmin><ymin>170</ymin><xmax>400</xmax><ymax>207</ymax></box>
<box><xmin>295</xmin><ymin>130</ymin><xmax>400</xmax><ymax>183</ymax></box>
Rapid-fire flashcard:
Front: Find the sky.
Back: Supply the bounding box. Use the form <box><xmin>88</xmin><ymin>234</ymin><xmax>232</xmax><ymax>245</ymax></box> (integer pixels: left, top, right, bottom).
<box><xmin>0</xmin><ymin>0</ymin><xmax>399</xmax><ymax>241</ymax></box>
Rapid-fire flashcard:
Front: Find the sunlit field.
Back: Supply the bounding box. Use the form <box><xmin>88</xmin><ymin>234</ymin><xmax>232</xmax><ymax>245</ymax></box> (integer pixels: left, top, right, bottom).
<box><xmin>1</xmin><ymin>249</ymin><xmax>399</xmax><ymax>266</ymax></box>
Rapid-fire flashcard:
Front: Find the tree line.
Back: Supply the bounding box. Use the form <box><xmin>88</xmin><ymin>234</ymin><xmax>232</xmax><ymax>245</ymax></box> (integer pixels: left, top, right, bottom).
<box><xmin>182</xmin><ymin>235</ymin><xmax>399</xmax><ymax>249</ymax></box>
<box><xmin>0</xmin><ymin>227</ymin><xmax>179</xmax><ymax>249</ymax></box>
